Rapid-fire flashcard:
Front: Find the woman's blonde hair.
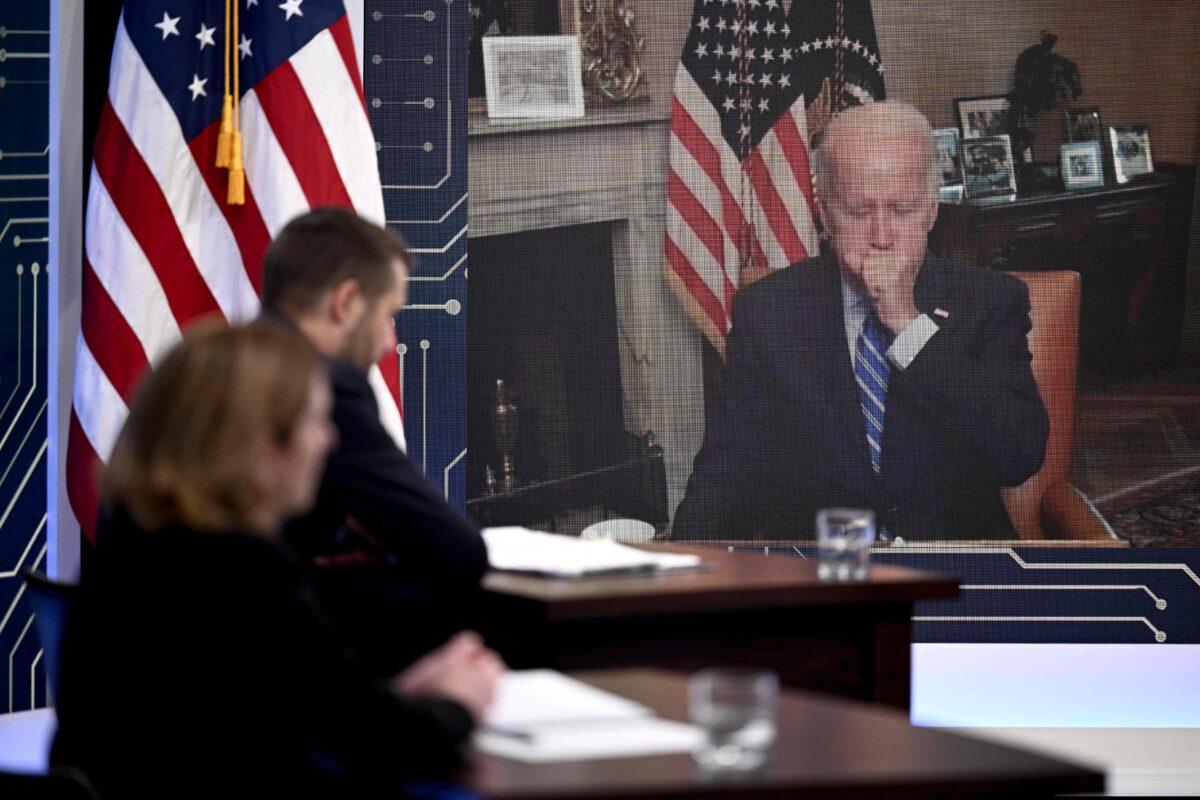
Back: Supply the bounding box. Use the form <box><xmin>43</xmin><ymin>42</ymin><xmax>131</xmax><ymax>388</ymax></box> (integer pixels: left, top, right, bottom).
<box><xmin>104</xmin><ymin>321</ymin><xmax>324</xmax><ymax>533</ymax></box>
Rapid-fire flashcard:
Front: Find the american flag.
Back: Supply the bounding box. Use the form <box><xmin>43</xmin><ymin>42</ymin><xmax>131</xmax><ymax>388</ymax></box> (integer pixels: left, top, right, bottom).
<box><xmin>470</xmin><ymin>0</ymin><xmax>514</xmax><ymax>37</ymax></box>
<box><xmin>664</xmin><ymin>0</ymin><xmax>886</xmax><ymax>354</ymax></box>
<box><xmin>68</xmin><ymin>0</ymin><xmax>401</xmax><ymax>542</ymax></box>
<box><xmin>468</xmin><ymin>0</ymin><xmax>515</xmax><ymax>97</ymax></box>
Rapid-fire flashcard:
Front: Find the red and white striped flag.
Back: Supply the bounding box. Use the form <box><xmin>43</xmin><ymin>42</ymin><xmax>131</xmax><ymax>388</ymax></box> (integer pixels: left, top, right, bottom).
<box><xmin>664</xmin><ymin>0</ymin><xmax>886</xmax><ymax>354</ymax></box>
<box><xmin>68</xmin><ymin>0</ymin><xmax>401</xmax><ymax>542</ymax></box>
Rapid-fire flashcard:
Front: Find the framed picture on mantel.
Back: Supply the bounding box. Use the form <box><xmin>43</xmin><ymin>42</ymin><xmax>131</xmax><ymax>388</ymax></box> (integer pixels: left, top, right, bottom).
<box><xmin>482</xmin><ymin>35</ymin><xmax>585</xmax><ymax>122</ymax></box>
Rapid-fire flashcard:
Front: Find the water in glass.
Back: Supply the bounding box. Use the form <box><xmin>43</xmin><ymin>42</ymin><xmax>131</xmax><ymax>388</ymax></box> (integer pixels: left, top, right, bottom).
<box><xmin>688</xmin><ymin>669</ymin><xmax>778</xmax><ymax>770</ymax></box>
<box><xmin>817</xmin><ymin>508</ymin><xmax>874</xmax><ymax>581</ymax></box>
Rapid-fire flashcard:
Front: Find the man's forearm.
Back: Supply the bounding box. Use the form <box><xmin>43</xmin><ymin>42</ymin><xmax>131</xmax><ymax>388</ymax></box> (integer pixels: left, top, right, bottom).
<box><xmin>891</xmin><ymin>328</ymin><xmax>1049</xmax><ymax>485</ymax></box>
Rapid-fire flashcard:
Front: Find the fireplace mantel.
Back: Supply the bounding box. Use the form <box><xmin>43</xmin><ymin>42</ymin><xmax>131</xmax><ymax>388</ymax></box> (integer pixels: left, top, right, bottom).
<box><xmin>468</xmin><ymin>104</ymin><xmax>704</xmax><ymax>523</ymax></box>
<box><xmin>468</xmin><ymin>103</ymin><xmax>669</xmax><ymax>238</ymax></box>
<box><xmin>467</xmin><ymin>99</ymin><xmax>666</xmax><ymax>138</ymax></box>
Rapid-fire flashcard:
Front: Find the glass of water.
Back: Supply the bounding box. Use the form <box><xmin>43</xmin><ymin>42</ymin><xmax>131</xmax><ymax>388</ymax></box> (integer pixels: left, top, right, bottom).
<box><xmin>688</xmin><ymin>668</ymin><xmax>778</xmax><ymax>770</ymax></box>
<box><xmin>817</xmin><ymin>508</ymin><xmax>875</xmax><ymax>581</ymax></box>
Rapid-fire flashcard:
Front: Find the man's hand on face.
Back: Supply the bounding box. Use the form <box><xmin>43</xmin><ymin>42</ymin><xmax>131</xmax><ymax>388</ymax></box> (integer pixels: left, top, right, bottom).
<box><xmin>862</xmin><ymin>251</ymin><xmax>921</xmax><ymax>336</ymax></box>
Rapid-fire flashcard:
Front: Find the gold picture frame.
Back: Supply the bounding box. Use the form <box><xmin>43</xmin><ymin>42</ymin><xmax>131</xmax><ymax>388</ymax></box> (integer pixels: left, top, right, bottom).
<box><xmin>556</xmin><ymin>0</ymin><xmax>648</xmax><ymax>105</ymax></box>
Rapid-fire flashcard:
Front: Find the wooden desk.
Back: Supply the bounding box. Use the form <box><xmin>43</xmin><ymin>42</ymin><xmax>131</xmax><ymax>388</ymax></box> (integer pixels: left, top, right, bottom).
<box><xmin>480</xmin><ymin>546</ymin><xmax>957</xmax><ymax>710</ymax></box>
<box><xmin>930</xmin><ymin>168</ymin><xmax>1195</xmax><ymax>381</ymax></box>
<box><xmin>468</xmin><ymin>670</ymin><xmax>1105</xmax><ymax>799</ymax></box>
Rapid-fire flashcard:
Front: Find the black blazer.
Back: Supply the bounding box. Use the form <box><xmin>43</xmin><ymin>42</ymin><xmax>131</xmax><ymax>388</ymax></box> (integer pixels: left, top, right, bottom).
<box><xmin>673</xmin><ymin>254</ymin><xmax>1049</xmax><ymax>541</ymax></box>
<box><xmin>52</xmin><ymin>519</ymin><xmax>474</xmax><ymax>798</ymax></box>
<box><xmin>283</xmin><ymin>357</ymin><xmax>487</xmax><ymax>588</ymax></box>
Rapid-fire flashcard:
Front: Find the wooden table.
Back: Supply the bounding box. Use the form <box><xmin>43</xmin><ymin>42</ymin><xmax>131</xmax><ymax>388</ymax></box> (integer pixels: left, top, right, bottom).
<box><xmin>468</xmin><ymin>670</ymin><xmax>1105</xmax><ymax>799</ymax></box>
<box><xmin>480</xmin><ymin>545</ymin><xmax>957</xmax><ymax>709</ymax></box>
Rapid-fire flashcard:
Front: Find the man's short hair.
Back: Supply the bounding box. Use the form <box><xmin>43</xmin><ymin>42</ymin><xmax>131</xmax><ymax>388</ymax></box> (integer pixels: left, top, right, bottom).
<box><xmin>261</xmin><ymin>207</ymin><xmax>410</xmax><ymax>316</ymax></box>
<box><xmin>813</xmin><ymin>101</ymin><xmax>941</xmax><ymax>199</ymax></box>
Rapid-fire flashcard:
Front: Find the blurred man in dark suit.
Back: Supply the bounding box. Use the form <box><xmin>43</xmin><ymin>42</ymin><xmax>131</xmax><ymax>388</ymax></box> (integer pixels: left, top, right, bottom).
<box><xmin>673</xmin><ymin>102</ymin><xmax>1048</xmax><ymax>541</ymax></box>
<box><xmin>261</xmin><ymin>208</ymin><xmax>487</xmax><ymax>670</ymax></box>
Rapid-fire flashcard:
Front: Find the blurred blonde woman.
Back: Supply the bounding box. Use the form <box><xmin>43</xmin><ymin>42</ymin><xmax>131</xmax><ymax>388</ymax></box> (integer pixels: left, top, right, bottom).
<box><xmin>52</xmin><ymin>323</ymin><xmax>503</xmax><ymax>798</ymax></box>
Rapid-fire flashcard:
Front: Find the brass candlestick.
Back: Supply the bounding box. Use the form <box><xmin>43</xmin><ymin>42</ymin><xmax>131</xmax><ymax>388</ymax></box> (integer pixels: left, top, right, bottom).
<box><xmin>492</xmin><ymin>379</ymin><xmax>519</xmax><ymax>492</ymax></box>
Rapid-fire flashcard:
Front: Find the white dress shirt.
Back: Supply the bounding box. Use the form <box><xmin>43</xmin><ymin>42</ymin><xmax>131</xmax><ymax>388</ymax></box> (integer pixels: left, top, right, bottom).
<box><xmin>840</xmin><ymin>277</ymin><xmax>940</xmax><ymax>371</ymax></box>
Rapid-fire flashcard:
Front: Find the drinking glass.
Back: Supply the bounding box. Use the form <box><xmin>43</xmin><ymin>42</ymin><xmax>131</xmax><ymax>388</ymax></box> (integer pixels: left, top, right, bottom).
<box><xmin>688</xmin><ymin>668</ymin><xmax>778</xmax><ymax>770</ymax></box>
<box><xmin>817</xmin><ymin>508</ymin><xmax>875</xmax><ymax>581</ymax></box>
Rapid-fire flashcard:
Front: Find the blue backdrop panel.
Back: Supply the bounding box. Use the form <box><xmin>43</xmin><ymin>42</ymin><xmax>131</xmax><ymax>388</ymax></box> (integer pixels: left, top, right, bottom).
<box><xmin>733</xmin><ymin>546</ymin><xmax>1200</xmax><ymax>645</ymax></box>
<box><xmin>0</xmin><ymin>0</ymin><xmax>50</xmax><ymax>711</ymax></box>
<box><xmin>898</xmin><ymin>547</ymin><xmax>1200</xmax><ymax>645</ymax></box>
<box><xmin>364</xmin><ymin>0</ymin><xmax>468</xmax><ymax>507</ymax></box>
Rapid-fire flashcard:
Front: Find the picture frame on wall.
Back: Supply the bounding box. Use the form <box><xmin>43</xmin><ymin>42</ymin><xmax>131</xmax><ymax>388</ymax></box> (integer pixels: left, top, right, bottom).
<box><xmin>933</xmin><ymin>127</ymin><xmax>963</xmax><ymax>202</ymax></box>
<box><xmin>1064</xmin><ymin>107</ymin><xmax>1102</xmax><ymax>142</ymax></box>
<box><xmin>955</xmin><ymin>95</ymin><xmax>1010</xmax><ymax>139</ymax></box>
<box><xmin>482</xmin><ymin>35</ymin><xmax>586</xmax><ymax>121</ymax></box>
<box><xmin>1060</xmin><ymin>140</ymin><xmax>1105</xmax><ymax>190</ymax></box>
<box><xmin>961</xmin><ymin>134</ymin><xmax>1018</xmax><ymax>201</ymax></box>
<box><xmin>1108</xmin><ymin>125</ymin><xmax>1154</xmax><ymax>183</ymax></box>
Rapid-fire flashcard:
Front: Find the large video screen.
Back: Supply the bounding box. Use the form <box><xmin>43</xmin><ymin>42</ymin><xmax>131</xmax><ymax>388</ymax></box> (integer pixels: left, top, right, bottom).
<box><xmin>445</xmin><ymin>0</ymin><xmax>1199</xmax><ymax>647</ymax></box>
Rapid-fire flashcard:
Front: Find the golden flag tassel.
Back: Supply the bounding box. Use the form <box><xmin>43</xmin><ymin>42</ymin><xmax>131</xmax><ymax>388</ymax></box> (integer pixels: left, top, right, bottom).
<box><xmin>226</xmin><ymin>0</ymin><xmax>245</xmax><ymax>205</ymax></box>
<box><xmin>227</xmin><ymin>131</ymin><xmax>246</xmax><ymax>205</ymax></box>
<box><xmin>215</xmin><ymin>0</ymin><xmax>233</xmax><ymax>167</ymax></box>
<box><xmin>216</xmin><ymin>97</ymin><xmax>233</xmax><ymax>168</ymax></box>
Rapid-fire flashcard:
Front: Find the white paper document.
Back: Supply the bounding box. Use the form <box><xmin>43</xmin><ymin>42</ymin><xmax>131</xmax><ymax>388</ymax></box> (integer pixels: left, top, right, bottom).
<box><xmin>477</xmin><ymin>670</ymin><xmax>704</xmax><ymax>763</ymax></box>
<box><xmin>483</xmin><ymin>527</ymin><xmax>703</xmax><ymax>578</ymax></box>
<box><xmin>486</xmin><ymin>669</ymin><xmax>651</xmax><ymax>729</ymax></box>
<box><xmin>476</xmin><ymin>717</ymin><xmax>704</xmax><ymax>763</ymax></box>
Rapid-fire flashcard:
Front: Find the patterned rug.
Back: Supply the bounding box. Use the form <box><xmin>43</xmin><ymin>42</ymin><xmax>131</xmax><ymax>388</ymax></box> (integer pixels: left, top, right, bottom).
<box><xmin>1103</xmin><ymin>479</ymin><xmax>1200</xmax><ymax>547</ymax></box>
<box><xmin>1074</xmin><ymin>381</ymin><xmax>1200</xmax><ymax>546</ymax></box>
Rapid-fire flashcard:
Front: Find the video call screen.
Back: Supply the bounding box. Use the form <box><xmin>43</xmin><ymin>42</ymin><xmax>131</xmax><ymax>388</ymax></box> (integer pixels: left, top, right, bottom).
<box><xmin>448</xmin><ymin>0</ymin><xmax>1199</xmax><ymax>646</ymax></box>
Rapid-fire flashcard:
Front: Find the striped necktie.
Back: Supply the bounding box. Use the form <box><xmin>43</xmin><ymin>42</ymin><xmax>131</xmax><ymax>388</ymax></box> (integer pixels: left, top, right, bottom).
<box><xmin>855</xmin><ymin>310</ymin><xmax>891</xmax><ymax>476</ymax></box>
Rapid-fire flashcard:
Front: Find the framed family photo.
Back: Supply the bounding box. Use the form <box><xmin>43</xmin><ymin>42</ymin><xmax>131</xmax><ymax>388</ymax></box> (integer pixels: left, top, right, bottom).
<box><xmin>1064</xmin><ymin>107</ymin><xmax>1102</xmax><ymax>142</ymax></box>
<box><xmin>932</xmin><ymin>127</ymin><xmax>964</xmax><ymax>202</ymax></box>
<box><xmin>955</xmin><ymin>95</ymin><xmax>1010</xmax><ymax>139</ymax></box>
<box><xmin>961</xmin><ymin>134</ymin><xmax>1017</xmax><ymax>201</ymax></box>
<box><xmin>482</xmin><ymin>35</ymin><xmax>586</xmax><ymax>121</ymax></box>
<box><xmin>1108</xmin><ymin>125</ymin><xmax>1154</xmax><ymax>183</ymax></box>
<box><xmin>1060</xmin><ymin>140</ymin><xmax>1105</xmax><ymax>189</ymax></box>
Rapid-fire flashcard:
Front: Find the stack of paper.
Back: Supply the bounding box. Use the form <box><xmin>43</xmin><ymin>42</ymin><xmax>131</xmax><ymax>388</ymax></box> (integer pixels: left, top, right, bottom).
<box><xmin>485</xmin><ymin>669</ymin><xmax>652</xmax><ymax>728</ymax></box>
<box><xmin>476</xmin><ymin>670</ymin><xmax>704</xmax><ymax>763</ymax></box>
<box><xmin>483</xmin><ymin>526</ymin><xmax>703</xmax><ymax>579</ymax></box>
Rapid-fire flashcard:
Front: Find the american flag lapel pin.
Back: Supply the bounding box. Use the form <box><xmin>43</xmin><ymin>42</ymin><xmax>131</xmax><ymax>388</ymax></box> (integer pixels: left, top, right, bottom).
<box><xmin>933</xmin><ymin>308</ymin><xmax>950</xmax><ymax>319</ymax></box>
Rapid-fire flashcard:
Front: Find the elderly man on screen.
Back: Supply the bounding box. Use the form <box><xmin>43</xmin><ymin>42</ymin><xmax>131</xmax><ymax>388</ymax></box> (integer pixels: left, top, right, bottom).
<box><xmin>672</xmin><ymin>102</ymin><xmax>1049</xmax><ymax>542</ymax></box>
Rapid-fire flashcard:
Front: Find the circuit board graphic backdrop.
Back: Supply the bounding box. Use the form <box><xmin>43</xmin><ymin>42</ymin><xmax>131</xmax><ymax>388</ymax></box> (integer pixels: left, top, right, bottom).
<box><xmin>899</xmin><ymin>547</ymin><xmax>1200</xmax><ymax>644</ymax></box>
<box><xmin>732</xmin><ymin>546</ymin><xmax>1200</xmax><ymax>644</ymax></box>
<box><xmin>364</xmin><ymin>0</ymin><xmax>468</xmax><ymax>506</ymax></box>
<box><xmin>1</xmin><ymin>2</ymin><xmax>1195</xmax><ymax>720</ymax></box>
<box><xmin>0</xmin><ymin>0</ymin><xmax>50</xmax><ymax>712</ymax></box>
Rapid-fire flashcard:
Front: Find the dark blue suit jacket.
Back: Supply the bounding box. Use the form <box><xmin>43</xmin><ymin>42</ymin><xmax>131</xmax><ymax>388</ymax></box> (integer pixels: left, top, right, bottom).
<box><xmin>672</xmin><ymin>254</ymin><xmax>1049</xmax><ymax>541</ymax></box>
<box><xmin>283</xmin><ymin>356</ymin><xmax>487</xmax><ymax>584</ymax></box>
<box><xmin>282</xmin><ymin>356</ymin><xmax>487</xmax><ymax>672</ymax></box>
